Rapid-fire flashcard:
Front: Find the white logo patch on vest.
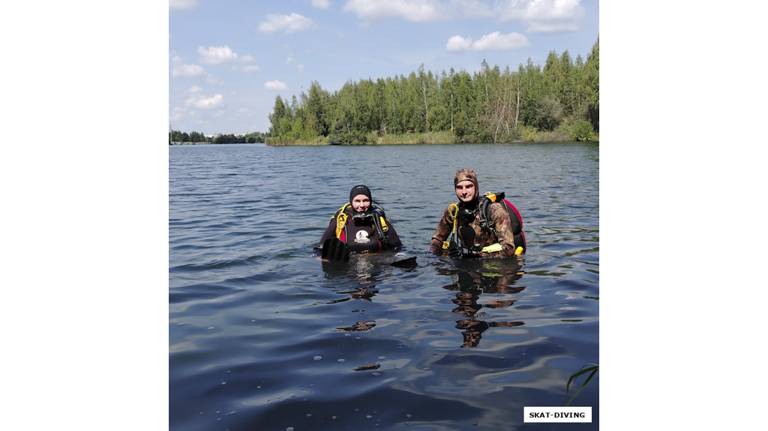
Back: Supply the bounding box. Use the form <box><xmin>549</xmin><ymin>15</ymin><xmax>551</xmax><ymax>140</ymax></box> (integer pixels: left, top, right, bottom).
<box><xmin>354</xmin><ymin>230</ymin><xmax>370</xmax><ymax>244</ymax></box>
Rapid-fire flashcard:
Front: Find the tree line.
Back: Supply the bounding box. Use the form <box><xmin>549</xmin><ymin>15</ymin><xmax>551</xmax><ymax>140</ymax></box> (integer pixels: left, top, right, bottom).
<box><xmin>269</xmin><ymin>40</ymin><xmax>598</xmax><ymax>144</ymax></box>
<box><xmin>169</xmin><ymin>130</ymin><xmax>267</xmax><ymax>144</ymax></box>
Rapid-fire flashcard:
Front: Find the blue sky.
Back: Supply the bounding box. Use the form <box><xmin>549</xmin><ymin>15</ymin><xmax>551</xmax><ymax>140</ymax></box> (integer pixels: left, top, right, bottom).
<box><xmin>170</xmin><ymin>0</ymin><xmax>599</xmax><ymax>134</ymax></box>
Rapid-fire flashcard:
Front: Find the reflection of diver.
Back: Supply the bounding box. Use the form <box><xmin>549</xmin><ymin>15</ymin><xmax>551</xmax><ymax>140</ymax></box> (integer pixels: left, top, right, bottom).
<box><xmin>439</xmin><ymin>260</ymin><xmax>525</xmax><ymax>348</ymax></box>
<box><xmin>320</xmin><ymin>246</ymin><xmax>421</xmax><ymax>301</ymax></box>
<box><xmin>319</xmin><ymin>250</ymin><xmax>418</xmax><ymax>307</ymax></box>
<box><xmin>321</xmin><ymin>255</ymin><xmax>380</xmax><ymax>303</ymax></box>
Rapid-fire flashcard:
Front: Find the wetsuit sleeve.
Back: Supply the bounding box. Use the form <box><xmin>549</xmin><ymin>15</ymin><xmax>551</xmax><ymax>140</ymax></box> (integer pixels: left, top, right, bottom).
<box><xmin>487</xmin><ymin>202</ymin><xmax>516</xmax><ymax>257</ymax></box>
<box><xmin>430</xmin><ymin>206</ymin><xmax>454</xmax><ymax>254</ymax></box>
<box><xmin>384</xmin><ymin>221</ymin><xmax>402</xmax><ymax>251</ymax></box>
<box><xmin>319</xmin><ymin>216</ymin><xmax>338</xmax><ymax>246</ymax></box>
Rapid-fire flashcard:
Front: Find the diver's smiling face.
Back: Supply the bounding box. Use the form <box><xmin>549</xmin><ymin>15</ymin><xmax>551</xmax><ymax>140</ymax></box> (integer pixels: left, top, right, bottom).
<box><xmin>351</xmin><ymin>194</ymin><xmax>371</xmax><ymax>212</ymax></box>
<box><xmin>455</xmin><ymin>180</ymin><xmax>476</xmax><ymax>203</ymax></box>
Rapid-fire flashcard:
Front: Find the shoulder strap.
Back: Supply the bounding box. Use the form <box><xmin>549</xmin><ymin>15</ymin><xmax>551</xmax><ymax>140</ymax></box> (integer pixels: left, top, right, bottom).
<box><xmin>335</xmin><ymin>203</ymin><xmax>350</xmax><ymax>239</ymax></box>
<box><xmin>480</xmin><ymin>192</ymin><xmax>506</xmax><ymax>233</ymax></box>
<box><xmin>371</xmin><ymin>204</ymin><xmax>390</xmax><ymax>233</ymax></box>
<box><xmin>442</xmin><ymin>202</ymin><xmax>460</xmax><ymax>250</ymax></box>
<box><xmin>369</xmin><ymin>205</ymin><xmax>391</xmax><ymax>244</ymax></box>
<box><xmin>479</xmin><ymin>196</ymin><xmax>493</xmax><ymax>230</ymax></box>
<box><xmin>448</xmin><ymin>202</ymin><xmax>459</xmax><ymax>232</ymax></box>
<box><xmin>481</xmin><ymin>192</ymin><xmax>524</xmax><ymax>236</ymax></box>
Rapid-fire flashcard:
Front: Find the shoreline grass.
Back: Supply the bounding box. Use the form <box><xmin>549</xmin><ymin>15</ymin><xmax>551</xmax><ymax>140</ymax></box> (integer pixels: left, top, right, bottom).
<box><xmin>265</xmin><ymin>136</ymin><xmax>329</xmax><ymax>146</ymax></box>
<box><xmin>265</xmin><ymin>130</ymin><xmax>598</xmax><ymax>146</ymax></box>
<box><xmin>366</xmin><ymin>131</ymin><xmax>456</xmax><ymax>145</ymax></box>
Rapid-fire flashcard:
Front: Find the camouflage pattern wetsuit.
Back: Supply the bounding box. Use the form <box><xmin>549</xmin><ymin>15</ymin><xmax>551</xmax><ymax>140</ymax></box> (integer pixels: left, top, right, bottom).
<box><xmin>430</xmin><ymin>201</ymin><xmax>517</xmax><ymax>258</ymax></box>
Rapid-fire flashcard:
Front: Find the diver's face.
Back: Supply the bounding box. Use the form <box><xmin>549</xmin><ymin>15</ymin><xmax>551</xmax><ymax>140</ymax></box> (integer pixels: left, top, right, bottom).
<box><xmin>455</xmin><ymin>180</ymin><xmax>476</xmax><ymax>203</ymax></box>
<box><xmin>351</xmin><ymin>194</ymin><xmax>371</xmax><ymax>212</ymax></box>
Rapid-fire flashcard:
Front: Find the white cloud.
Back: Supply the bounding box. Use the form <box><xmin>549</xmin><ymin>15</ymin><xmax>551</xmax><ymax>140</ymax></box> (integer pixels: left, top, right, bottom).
<box><xmin>342</xmin><ymin>0</ymin><xmax>496</xmax><ymax>22</ymax></box>
<box><xmin>447</xmin><ymin>35</ymin><xmax>471</xmax><ymax>51</ymax></box>
<box><xmin>242</xmin><ymin>65</ymin><xmax>261</xmax><ymax>73</ymax></box>
<box><xmin>343</xmin><ymin>0</ymin><xmax>442</xmax><ymax>22</ymax></box>
<box><xmin>502</xmin><ymin>0</ymin><xmax>583</xmax><ymax>20</ymax></box>
<box><xmin>185</xmin><ymin>94</ymin><xmax>224</xmax><ymax>109</ymax></box>
<box><xmin>172</xmin><ymin>63</ymin><xmax>206</xmax><ymax>77</ymax></box>
<box><xmin>499</xmin><ymin>0</ymin><xmax>584</xmax><ymax>33</ymax></box>
<box><xmin>239</xmin><ymin>55</ymin><xmax>256</xmax><ymax>63</ymax></box>
<box><xmin>447</xmin><ymin>31</ymin><xmax>528</xmax><ymax>51</ymax></box>
<box><xmin>525</xmin><ymin>20</ymin><xmax>579</xmax><ymax>33</ymax></box>
<box><xmin>258</xmin><ymin>13</ymin><xmax>313</xmax><ymax>33</ymax></box>
<box><xmin>312</xmin><ymin>0</ymin><xmax>332</xmax><ymax>9</ymax></box>
<box><xmin>473</xmin><ymin>31</ymin><xmax>528</xmax><ymax>50</ymax></box>
<box><xmin>341</xmin><ymin>1</ymin><xmax>582</xmax><ymax>30</ymax></box>
<box><xmin>198</xmin><ymin>46</ymin><xmax>239</xmax><ymax>64</ymax></box>
<box><xmin>264</xmin><ymin>80</ymin><xmax>288</xmax><ymax>91</ymax></box>
<box><xmin>170</xmin><ymin>0</ymin><xmax>197</xmax><ymax>10</ymax></box>
<box><xmin>187</xmin><ymin>85</ymin><xmax>202</xmax><ymax>93</ymax></box>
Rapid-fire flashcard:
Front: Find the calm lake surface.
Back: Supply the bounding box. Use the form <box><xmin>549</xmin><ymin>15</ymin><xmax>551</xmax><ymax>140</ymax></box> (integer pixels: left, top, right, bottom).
<box><xmin>170</xmin><ymin>143</ymin><xmax>599</xmax><ymax>430</ymax></box>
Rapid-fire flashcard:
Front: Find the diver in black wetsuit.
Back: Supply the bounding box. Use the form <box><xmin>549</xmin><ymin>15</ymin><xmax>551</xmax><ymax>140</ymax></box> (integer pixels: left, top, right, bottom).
<box><xmin>319</xmin><ymin>185</ymin><xmax>402</xmax><ymax>253</ymax></box>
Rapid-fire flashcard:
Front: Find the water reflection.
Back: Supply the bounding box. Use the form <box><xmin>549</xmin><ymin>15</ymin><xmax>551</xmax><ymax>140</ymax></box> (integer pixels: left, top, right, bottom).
<box><xmin>436</xmin><ymin>258</ymin><xmax>526</xmax><ymax>348</ymax></box>
<box><xmin>320</xmin><ymin>252</ymin><xmax>417</xmax><ymax>303</ymax></box>
<box><xmin>321</xmin><ymin>255</ymin><xmax>381</xmax><ymax>303</ymax></box>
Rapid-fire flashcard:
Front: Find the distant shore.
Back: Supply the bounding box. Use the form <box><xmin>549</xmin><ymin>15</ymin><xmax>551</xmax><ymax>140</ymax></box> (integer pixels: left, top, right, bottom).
<box><xmin>169</xmin><ymin>141</ymin><xmax>260</xmax><ymax>146</ymax></box>
<box><xmin>266</xmin><ymin>130</ymin><xmax>598</xmax><ymax>146</ymax></box>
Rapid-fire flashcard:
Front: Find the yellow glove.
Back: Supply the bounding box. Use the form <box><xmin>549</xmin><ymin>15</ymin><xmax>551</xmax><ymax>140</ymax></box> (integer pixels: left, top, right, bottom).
<box><xmin>480</xmin><ymin>243</ymin><xmax>503</xmax><ymax>253</ymax></box>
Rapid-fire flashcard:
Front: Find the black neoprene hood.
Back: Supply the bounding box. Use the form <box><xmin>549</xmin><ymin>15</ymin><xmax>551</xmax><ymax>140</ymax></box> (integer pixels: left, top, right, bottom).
<box><xmin>349</xmin><ymin>184</ymin><xmax>372</xmax><ymax>204</ymax></box>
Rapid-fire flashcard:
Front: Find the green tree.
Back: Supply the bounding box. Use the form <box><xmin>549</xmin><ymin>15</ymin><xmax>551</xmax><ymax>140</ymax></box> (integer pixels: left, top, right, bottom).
<box><xmin>305</xmin><ymin>81</ymin><xmax>330</xmax><ymax>136</ymax></box>
<box><xmin>265</xmin><ymin>39</ymin><xmax>598</xmax><ymax>142</ymax></box>
<box><xmin>268</xmin><ymin>96</ymin><xmax>289</xmax><ymax>136</ymax></box>
<box><xmin>584</xmin><ymin>39</ymin><xmax>599</xmax><ymax>132</ymax></box>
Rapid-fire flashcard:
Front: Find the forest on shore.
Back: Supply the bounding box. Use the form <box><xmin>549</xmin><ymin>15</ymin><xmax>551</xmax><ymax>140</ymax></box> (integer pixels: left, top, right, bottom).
<box><xmin>267</xmin><ymin>40</ymin><xmax>598</xmax><ymax>145</ymax></box>
<box><xmin>168</xmin><ymin>131</ymin><xmax>267</xmax><ymax>145</ymax></box>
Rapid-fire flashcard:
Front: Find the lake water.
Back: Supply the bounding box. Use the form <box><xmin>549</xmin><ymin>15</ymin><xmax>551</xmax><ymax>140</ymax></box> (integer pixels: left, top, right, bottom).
<box><xmin>170</xmin><ymin>143</ymin><xmax>599</xmax><ymax>430</ymax></box>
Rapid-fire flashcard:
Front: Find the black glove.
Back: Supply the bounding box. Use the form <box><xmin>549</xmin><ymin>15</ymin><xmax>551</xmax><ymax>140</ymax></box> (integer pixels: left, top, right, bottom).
<box><xmin>321</xmin><ymin>238</ymin><xmax>351</xmax><ymax>262</ymax></box>
<box><xmin>448</xmin><ymin>246</ymin><xmax>463</xmax><ymax>258</ymax></box>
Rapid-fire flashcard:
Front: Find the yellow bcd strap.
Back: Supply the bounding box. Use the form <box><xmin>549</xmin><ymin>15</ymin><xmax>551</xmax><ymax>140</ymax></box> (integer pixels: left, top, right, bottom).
<box><xmin>379</xmin><ymin>215</ymin><xmax>389</xmax><ymax>232</ymax></box>
<box><xmin>335</xmin><ymin>203</ymin><xmax>390</xmax><ymax>239</ymax></box>
<box><xmin>335</xmin><ymin>203</ymin><xmax>350</xmax><ymax>239</ymax></box>
<box><xmin>484</xmin><ymin>192</ymin><xmax>498</xmax><ymax>203</ymax></box>
<box><xmin>442</xmin><ymin>203</ymin><xmax>459</xmax><ymax>250</ymax></box>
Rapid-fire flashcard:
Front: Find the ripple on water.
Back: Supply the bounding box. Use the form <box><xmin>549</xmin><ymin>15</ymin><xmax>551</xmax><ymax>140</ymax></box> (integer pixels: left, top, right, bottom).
<box><xmin>170</xmin><ymin>143</ymin><xmax>599</xmax><ymax>430</ymax></box>
<box><xmin>169</xmin><ymin>283</ymin><xmax>243</xmax><ymax>304</ymax></box>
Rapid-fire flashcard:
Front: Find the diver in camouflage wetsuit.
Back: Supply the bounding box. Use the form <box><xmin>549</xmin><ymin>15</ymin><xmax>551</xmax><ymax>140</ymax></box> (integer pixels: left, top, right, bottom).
<box><xmin>430</xmin><ymin>169</ymin><xmax>519</xmax><ymax>258</ymax></box>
